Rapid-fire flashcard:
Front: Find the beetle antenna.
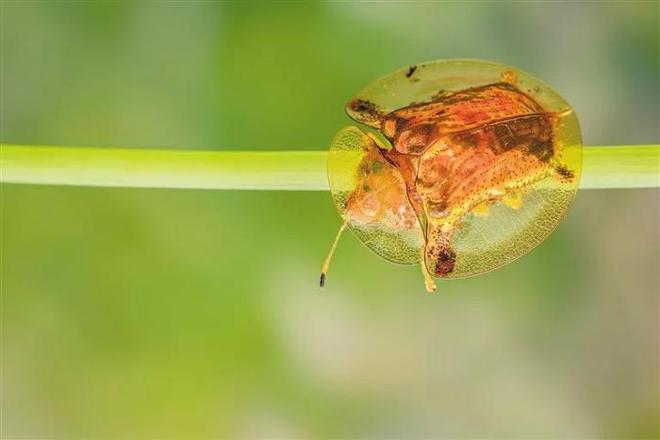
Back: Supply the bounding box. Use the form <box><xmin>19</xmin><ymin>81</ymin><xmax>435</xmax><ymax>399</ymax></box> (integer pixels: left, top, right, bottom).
<box><xmin>320</xmin><ymin>221</ymin><xmax>348</xmax><ymax>288</ymax></box>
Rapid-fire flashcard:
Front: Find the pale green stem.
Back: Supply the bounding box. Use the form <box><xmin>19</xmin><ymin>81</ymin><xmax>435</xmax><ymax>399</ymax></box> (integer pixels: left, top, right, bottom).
<box><xmin>1</xmin><ymin>144</ymin><xmax>658</xmax><ymax>191</ymax></box>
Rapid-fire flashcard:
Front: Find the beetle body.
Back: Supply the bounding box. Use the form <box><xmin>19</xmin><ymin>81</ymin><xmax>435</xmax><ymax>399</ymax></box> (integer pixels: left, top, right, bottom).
<box><xmin>323</xmin><ymin>60</ymin><xmax>582</xmax><ymax>292</ymax></box>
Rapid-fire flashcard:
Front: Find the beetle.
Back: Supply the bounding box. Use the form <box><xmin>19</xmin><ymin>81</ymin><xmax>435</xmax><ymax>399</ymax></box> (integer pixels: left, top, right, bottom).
<box><xmin>321</xmin><ymin>59</ymin><xmax>582</xmax><ymax>292</ymax></box>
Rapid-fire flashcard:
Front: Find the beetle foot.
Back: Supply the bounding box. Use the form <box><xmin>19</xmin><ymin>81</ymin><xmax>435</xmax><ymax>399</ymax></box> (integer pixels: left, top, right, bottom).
<box><xmin>420</xmin><ymin>256</ymin><xmax>437</xmax><ymax>293</ymax></box>
<box><xmin>423</xmin><ymin>271</ymin><xmax>437</xmax><ymax>293</ymax></box>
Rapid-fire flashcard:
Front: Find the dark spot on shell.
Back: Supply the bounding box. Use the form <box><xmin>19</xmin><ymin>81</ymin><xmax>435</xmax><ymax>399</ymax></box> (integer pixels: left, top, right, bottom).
<box><xmin>528</xmin><ymin>139</ymin><xmax>554</xmax><ymax>162</ymax></box>
<box><xmin>406</xmin><ymin>65</ymin><xmax>417</xmax><ymax>78</ymax></box>
<box><xmin>494</xmin><ymin>123</ymin><xmax>519</xmax><ymax>151</ymax></box>
<box><xmin>434</xmin><ymin>246</ymin><xmax>456</xmax><ymax>276</ymax></box>
<box><xmin>398</xmin><ymin>123</ymin><xmax>434</xmax><ymax>154</ymax></box>
<box><xmin>350</xmin><ymin>99</ymin><xmax>375</xmax><ymax>113</ymax></box>
<box><xmin>349</xmin><ymin>99</ymin><xmax>383</xmax><ymax>122</ymax></box>
<box><xmin>453</xmin><ymin>131</ymin><xmax>479</xmax><ymax>148</ymax></box>
<box><xmin>555</xmin><ymin>164</ymin><xmax>574</xmax><ymax>182</ymax></box>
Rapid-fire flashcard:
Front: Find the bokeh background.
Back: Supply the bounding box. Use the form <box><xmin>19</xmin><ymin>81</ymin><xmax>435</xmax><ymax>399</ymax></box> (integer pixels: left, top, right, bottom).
<box><xmin>1</xmin><ymin>1</ymin><xmax>658</xmax><ymax>438</ymax></box>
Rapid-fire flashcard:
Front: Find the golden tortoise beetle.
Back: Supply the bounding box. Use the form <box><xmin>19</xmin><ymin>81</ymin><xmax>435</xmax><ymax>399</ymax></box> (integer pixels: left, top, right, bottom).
<box><xmin>320</xmin><ymin>59</ymin><xmax>582</xmax><ymax>292</ymax></box>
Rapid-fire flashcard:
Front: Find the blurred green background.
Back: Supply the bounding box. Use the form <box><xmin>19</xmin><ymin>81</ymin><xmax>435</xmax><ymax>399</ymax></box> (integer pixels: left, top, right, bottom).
<box><xmin>1</xmin><ymin>1</ymin><xmax>658</xmax><ymax>438</ymax></box>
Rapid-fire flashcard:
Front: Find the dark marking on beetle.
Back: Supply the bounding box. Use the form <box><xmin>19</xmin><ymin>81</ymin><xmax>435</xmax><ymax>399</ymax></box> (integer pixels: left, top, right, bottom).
<box><xmin>528</xmin><ymin>139</ymin><xmax>554</xmax><ymax>161</ymax></box>
<box><xmin>555</xmin><ymin>164</ymin><xmax>574</xmax><ymax>182</ymax></box>
<box><xmin>397</xmin><ymin>123</ymin><xmax>435</xmax><ymax>154</ymax></box>
<box><xmin>454</xmin><ymin>132</ymin><xmax>479</xmax><ymax>148</ymax></box>
<box><xmin>452</xmin><ymin>130</ymin><xmax>479</xmax><ymax>148</ymax></box>
<box><xmin>406</xmin><ymin>65</ymin><xmax>417</xmax><ymax>78</ymax></box>
<box><xmin>494</xmin><ymin>123</ymin><xmax>519</xmax><ymax>151</ymax></box>
<box><xmin>434</xmin><ymin>246</ymin><xmax>456</xmax><ymax>276</ymax></box>
<box><xmin>349</xmin><ymin>99</ymin><xmax>383</xmax><ymax>121</ymax></box>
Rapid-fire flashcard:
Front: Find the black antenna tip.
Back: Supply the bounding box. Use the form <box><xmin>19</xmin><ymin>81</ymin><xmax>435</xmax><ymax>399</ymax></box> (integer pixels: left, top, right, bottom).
<box><xmin>319</xmin><ymin>273</ymin><xmax>326</xmax><ymax>288</ymax></box>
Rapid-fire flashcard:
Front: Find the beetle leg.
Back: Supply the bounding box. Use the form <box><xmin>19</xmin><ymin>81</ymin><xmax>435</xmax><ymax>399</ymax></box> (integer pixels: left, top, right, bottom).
<box><xmin>366</xmin><ymin>132</ymin><xmax>390</xmax><ymax>152</ymax></box>
<box><xmin>420</xmin><ymin>248</ymin><xmax>437</xmax><ymax>293</ymax></box>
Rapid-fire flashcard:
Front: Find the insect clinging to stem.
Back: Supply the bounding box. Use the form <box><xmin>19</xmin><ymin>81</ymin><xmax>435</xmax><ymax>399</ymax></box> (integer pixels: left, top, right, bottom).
<box><xmin>321</xmin><ymin>59</ymin><xmax>582</xmax><ymax>293</ymax></box>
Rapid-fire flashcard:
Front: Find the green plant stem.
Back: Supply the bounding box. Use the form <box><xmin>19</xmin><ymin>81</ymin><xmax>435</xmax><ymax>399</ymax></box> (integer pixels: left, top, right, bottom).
<box><xmin>1</xmin><ymin>144</ymin><xmax>658</xmax><ymax>191</ymax></box>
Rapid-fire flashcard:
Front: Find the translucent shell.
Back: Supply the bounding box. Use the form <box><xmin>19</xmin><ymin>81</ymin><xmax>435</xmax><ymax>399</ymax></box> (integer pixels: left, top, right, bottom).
<box><xmin>333</xmin><ymin>59</ymin><xmax>582</xmax><ymax>279</ymax></box>
<box><xmin>327</xmin><ymin>127</ymin><xmax>424</xmax><ymax>264</ymax></box>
